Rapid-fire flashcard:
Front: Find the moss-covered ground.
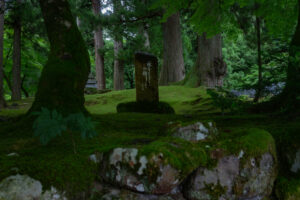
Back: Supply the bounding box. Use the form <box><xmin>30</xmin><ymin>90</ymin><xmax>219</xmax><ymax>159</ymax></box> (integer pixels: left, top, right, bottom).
<box><xmin>0</xmin><ymin>86</ymin><xmax>299</xmax><ymax>198</ymax></box>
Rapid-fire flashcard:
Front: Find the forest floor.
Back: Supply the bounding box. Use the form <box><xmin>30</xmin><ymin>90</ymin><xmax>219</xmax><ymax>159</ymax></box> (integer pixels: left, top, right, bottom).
<box><xmin>0</xmin><ymin>86</ymin><xmax>299</xmax><ymax>198</ymax></box>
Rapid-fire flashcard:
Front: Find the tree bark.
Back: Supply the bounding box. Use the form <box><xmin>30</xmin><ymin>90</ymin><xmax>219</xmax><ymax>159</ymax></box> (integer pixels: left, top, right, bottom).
<box><xmin>112</xmin><ymin>0</ymin><xmax>124</xmax><ymax>90</ymax></box>
<box><xmin>279</xmin><ymin>0</ymin><xmax>300</xmax><ymax>109</ymax></box>
<box><xmin>185</xmin><ymin>33</ymin><xmax>227</xmax><ymax>88</ymax></box>
<box><xmin>92</xmin><ymin>0</ymin><xmax>106</xmax><ymax>90</ymax></box>
<box><xmin>143</xmin><ymin>24</ymin><xmax>150</xmax><ymax>49</ymax></box>
<box><xmin>29</xmin><ymin>0</ymin><xmax>90</xmax><ymax>114</ymax></box>
<box><xmin>0</xmin><ymin>0</ymin><xmax>6</xmax><ymax>108</ymax></box>
<box><xmin>12</xmin><ymin>0</ymin><xmax>22</xmax><ymax>101</ymax></box>
<box><xmin>159</xmin><ymin>12</ymin><xmax>185</xmax><ymax>85</ymax></box>
<box><xmin>254</xmin><ymin>16</ymin><xmax>263</xmax><ymax>103</ymax></box>
<box><xmin>113</xmin><ymin>39</ymin><xmax>124</xmax><ymax>90</ymax></box>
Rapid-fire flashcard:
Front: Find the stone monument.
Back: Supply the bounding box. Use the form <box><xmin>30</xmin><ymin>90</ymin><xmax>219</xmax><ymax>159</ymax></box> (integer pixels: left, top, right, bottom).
<box><xmin>134</xmin><ymin>52</ymin><xmax>159</xmax><ymax>103</ymax></box>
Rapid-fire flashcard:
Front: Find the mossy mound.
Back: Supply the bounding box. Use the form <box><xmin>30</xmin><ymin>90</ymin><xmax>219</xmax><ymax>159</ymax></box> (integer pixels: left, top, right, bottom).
<box><xmin>276</xmin><ymin>177</ymin><xmax>300</xmax><ymax>200</ymax></box>
<box><xmin>117</xmin><ymin>101</ymin><xmax>175</xmax><ymax>114</ymax></box>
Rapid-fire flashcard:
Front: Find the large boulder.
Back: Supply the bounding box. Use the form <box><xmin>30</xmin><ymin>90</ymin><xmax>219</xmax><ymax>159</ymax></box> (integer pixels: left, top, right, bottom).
<box><xmin>0</xmin><ymin>174</ymin><xmax>67</xmax><ymax>200</ymax></box>
<box><xmin>100</xmin><ymin>138</ymin><xmax>207</xmax><ymax>195</ymax></box>
<box><xmin>184</xmin><ymin>129</ymin><xmax>277</xmax><ymax>200</ymax></box>
<box><xmin>101</xmin><ymin>148</ymin><xmax>181</xmax><ymax>194</ymax></box>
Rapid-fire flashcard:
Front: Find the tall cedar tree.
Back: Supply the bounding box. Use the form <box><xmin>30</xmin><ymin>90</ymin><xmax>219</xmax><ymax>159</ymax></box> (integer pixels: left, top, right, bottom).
<box><xmin>29</xmin><ymin>0</ymin><xmax>90</xmax><ymax>114</ymax></box>
<box><xmin>92</xmin><ymin>0</ymin><xmax>106</xmax><ymax>90</ymax></box>
<box><xmin>113</xmin><ymin>0</ymin><xmax>124</xmax><ymax>91</ymax></box>
<box><xmin>0</xmin><ymin>0</ymin><xmax>5</xmax><ymax>108</ymax></box>
<box><xmin>12</xmin><ymin>0</ymin><xmax>22</xmax><ymax>101</ymax></box>
<box><xmin>159</xmin><ymin>12</ymin><xmax>185</xmax><ymax>85</ymax></box>
<box><xmin>184</xmin><ymin>33</ymin><xmax>226</xmax><ymax>87</ymax></box>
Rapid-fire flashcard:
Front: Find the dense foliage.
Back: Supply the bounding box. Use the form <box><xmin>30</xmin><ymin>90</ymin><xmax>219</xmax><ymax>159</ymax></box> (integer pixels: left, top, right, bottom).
<box><xmin>1</xmin><ymin>0</ymin><xmax>296</xmax><ymax>102</ymax></box>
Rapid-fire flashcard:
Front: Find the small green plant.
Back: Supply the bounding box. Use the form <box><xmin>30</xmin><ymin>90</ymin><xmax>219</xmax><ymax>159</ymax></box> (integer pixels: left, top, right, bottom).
<box><xmin>207</xmin><ymin>88</ymin><xmax>249</xmax><ymax>115</ymax></box>
<box><xmin>33</xmin><ymin>108</ymin><xmax>97</xmax><ymax>146</ymax></box>
<box><xmin>32</xmin><ymin>108</ymin><xmax>67</xmax><ymax>145</ymax></box>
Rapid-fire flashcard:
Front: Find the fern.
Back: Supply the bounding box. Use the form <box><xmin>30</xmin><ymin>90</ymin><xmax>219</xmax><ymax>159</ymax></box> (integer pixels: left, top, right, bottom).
<box><xmin>32</xmin><ymin>108</ymin><xmax>97</xmax><ymax>145</ymax></box>
<box><xmin>65</xmin><ymin>113</ymin><xmax>97</xmax><ymax>139</ymax></box>
<box><xmin>32</xmin><ymin>108</ymin><xmax>67</xmax><ymax>145</ymax></box>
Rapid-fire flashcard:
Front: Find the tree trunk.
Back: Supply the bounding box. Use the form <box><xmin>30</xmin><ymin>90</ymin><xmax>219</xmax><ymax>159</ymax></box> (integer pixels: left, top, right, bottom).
<box><xmin>279</xmin><ymin>0</ymin><xmax>300</xmax><ymax>109</ymax></box>
<box><xmin>112</xmin><ymin>0</ymin><xmax>124</xmax><ymax>91</ymax></box>
<box><xmin>92</xmin><ymin>0</ymin><xmax>106</xmax><ymax>90</ymax></box>
<box><xmin>29</xmin><ymin>0</ymin><xmax>90</xmax><ymax>114</ymax></box>
<box><xmin>143</xmin><ymin>24</ymin><xmax>150</xmax><ymax>49</ymax></box>
<box><xmin>185</xmin><ymin>33</ymin><xmax>227</xmax><ymax>88</ymax></box>
<box><xmin>0</xmin><ymin>0</ymin><xmax>6</xmax><ymax>109</ymax></box>
<box><xmin>159</xmin><ymin>12</ymin><xmax>185</xmax><ymax>85</ymax></box>
<box><xmin>254</xmin><ymin>16</ymin><xmax>263</xmax><ymax>103</ymax></box>
<box><xmin>113</xmin><ymin>39</ymin><xmax>124</xmax><ymax>90</ymax></box>
<box><xmin>12</xmin><ymin>0</ymin><xmax>22</xmax><ymax>101</ymax></box>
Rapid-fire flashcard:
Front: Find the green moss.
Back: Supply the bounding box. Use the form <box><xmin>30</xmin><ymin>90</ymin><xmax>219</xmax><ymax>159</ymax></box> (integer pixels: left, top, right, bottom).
<box><xmin>138</xmin><ymin>137</ymin><xmax>208</xmax><ymax>175</ymax></box>
<box><xmin>276</xmin><ymin>177</ymin><xmax>300</xmax><ymax>200</ymax></box>
<box><xmin>204</xmin><ymin>182</ymin><xmax>227</xmax><ymax>200</ymax></box>
<box><xmin>0</xmin><ymin>86</ymin><xmax>217</xmax><ymax>116</ymax></box>
<box><xmin>215</xmin><ymin>128</ymin><xmax>277</xmax><ymax>160</ymax></box>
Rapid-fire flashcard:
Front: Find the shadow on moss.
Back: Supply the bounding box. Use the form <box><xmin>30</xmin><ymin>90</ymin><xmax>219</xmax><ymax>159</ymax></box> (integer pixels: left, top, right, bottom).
<box><xmin>117</xmin><ymin>101</ymin><xmax>175</xmax><ymax>114</ymax></box>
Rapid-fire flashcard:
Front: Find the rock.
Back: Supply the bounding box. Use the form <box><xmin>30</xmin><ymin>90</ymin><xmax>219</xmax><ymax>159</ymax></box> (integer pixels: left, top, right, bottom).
<box><xmin>0</xmin><ymin>174</ymin><xmax>42</xmax><ymax>200</ymax></box>
<box><xmin>184</xmin><ymin>153</ymin><xmax>276</xmax><ymax>200</ymax></box>
<box><xmin>91</xmin><ymin>183</ymin><xmax>186</xmax><ymax>200</ymax></box>
<box><xmin>101</xmin><ymin>148</ymin><xmax>182</xmax><ymax>194</ymax></box>
<box><xmin>7</xmin><ymin>153</ymin><xmax>19</xmax><ymax>157</ymax></box>
<box><xmin>289</xmin><ymin>149</ymin><xmax>300</xmax><ymax>174</ymax></box>
<box><xmin>0</xmin><ymin>174</ymin><xmax>67</xmax><ymax>200</ymax></box>
<box><xmin>89</xmin><ymin>152</ymin><xmax>103</xmax><ymax>164</ymax></box>
<box><xmin>172</xmin><ymin>122</ymin><xmax>218</xmax><ymax>142</ymax></box>
<box><xmin>41</xmin><ymin>187</ymin><xmax>67</xmax><ymax>200</ymax></box>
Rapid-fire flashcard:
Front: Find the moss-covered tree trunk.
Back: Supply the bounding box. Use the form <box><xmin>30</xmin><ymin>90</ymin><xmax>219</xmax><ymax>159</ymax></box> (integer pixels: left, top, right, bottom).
<box><xmin>92</xmin><ymin>0</ymin><xmax>106</xmax><ymax>90</ymax></box>
<box><xmin>274</xmin><ymin>0</ymin><xmax>300</xmax><ymax>110</ymax></box>
<box><xmin>184</xmin><ymin>33</ymin><xmax>226</xmax><ymax>88</ymax></box>
<box><xmin>29</xmin><ymin>0</ymin><xmax>90</xmax><ymax>114</ymax></box>
<box><xmin>12</xmin><ymin>0</ymin><xmax>22</xmax><ymax>101</ymax></box>
<box><xmin>0</xmin><ymin>0</ymin><xmax>6</xmax><ymax>109</ymax></box>
<box><xmin>159</xmin><ymin>12</ymin><xmax>185</xmax><ymax>86</ymax></box>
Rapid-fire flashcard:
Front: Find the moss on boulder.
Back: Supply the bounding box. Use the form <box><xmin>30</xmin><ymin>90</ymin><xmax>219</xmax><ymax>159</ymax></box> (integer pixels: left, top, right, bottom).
<box><xmin>183</xmin><ymin>128</ymin><xmax>277</xmax><ymax>200</ymax></box>
<box><xmin>100</xmin><ymin>137</ymin><xmax>207</xmax><ymax>194</ymax></box>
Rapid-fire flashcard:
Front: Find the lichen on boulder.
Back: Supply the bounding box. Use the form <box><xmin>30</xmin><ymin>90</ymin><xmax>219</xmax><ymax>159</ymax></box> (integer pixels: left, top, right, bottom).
<box><xmin>171</xmin><ymin>121</ymin><xmax>218</xmax><ymax>142</ymax></box>
<box><xmin>184</xmin><ymin>129</ymin><xmax>277</xmax><ymax>200</ymax></box>
<box><xmin>100</xmin><ymin>138</ymin><xmax>208</xmax><ymax>195</ymax></box>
